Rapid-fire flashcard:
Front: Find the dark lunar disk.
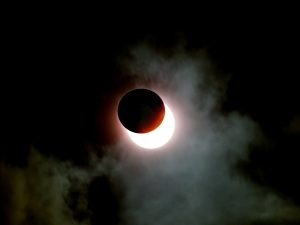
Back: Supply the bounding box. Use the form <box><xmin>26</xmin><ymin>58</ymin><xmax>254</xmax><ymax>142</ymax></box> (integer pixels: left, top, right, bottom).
<box><xmin>118</xmin><ymin>89</ymin><xmax>165</xmax><ymax>133</ymax></box>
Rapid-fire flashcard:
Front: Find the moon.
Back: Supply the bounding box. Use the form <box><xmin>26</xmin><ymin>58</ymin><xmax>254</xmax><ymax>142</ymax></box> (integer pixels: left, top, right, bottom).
<box><xmin>118</xmin><ymin>89</ymin><xmax>165</xmax><ymax>133</ymax></box>
<box><xmin>126</xmin><ymin>104</ymin><xmax>175</xmax><ymax>149</ymax></box>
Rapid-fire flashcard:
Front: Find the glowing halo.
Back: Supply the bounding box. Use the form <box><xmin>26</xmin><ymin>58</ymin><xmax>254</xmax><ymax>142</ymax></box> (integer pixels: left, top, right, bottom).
<box><xmin>126</xmin><ymin>104</ymin><xmax>175</xmax><ymax>149</ymax></box>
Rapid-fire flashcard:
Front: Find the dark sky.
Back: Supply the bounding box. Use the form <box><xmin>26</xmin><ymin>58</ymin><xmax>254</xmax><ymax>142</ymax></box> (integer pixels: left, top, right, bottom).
<box><xmin>1</xmin><ymin>10</ymin><xmax>300</xmax><ymax>225</ymax></box>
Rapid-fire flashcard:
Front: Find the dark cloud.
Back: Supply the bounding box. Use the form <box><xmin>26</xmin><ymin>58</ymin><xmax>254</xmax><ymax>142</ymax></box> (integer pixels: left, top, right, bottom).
<box><xmin>0</xmin><ymin>148</ymin><xmax>122</xmax><ymax>225</ymax></box>
<box><xmin>285</xmin><ymin>115</ymin><xmax>300</xmax><ymax>134</ymax></box>
<box><xmin>1</xmin><ymin>43</ymin><xmax>300</xmax><ymax>225</ymax></box>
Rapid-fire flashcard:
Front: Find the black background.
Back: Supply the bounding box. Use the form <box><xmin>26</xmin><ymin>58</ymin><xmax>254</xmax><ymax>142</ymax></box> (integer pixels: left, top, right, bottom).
<box><xmin>2</xmin><ymin>8</ymin><xmax>300</xmax><ymax>224</ymax></box>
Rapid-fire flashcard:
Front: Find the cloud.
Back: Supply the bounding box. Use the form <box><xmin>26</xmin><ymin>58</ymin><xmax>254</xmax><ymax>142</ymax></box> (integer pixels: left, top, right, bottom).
<box><xmin>1</xmin><ymin>43</ymin><xmax>300</xmax><ymax>225</ymax></box>
<box><xmin>113</xmin><ymin>44</ymin><xmax>300</xmax><ymax>225</ymax></box>
<box><xmin>0</xmin><ymin>148</ymin><xmax>119</xmax><ymax>225</ymax></box>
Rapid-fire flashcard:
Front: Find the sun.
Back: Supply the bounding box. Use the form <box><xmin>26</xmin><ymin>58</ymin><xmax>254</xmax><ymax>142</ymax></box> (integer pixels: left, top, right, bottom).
<box><xmin>126</xmin><ymin>104</ymin><xmax>175</xmax><ymax>149</ymax></box>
